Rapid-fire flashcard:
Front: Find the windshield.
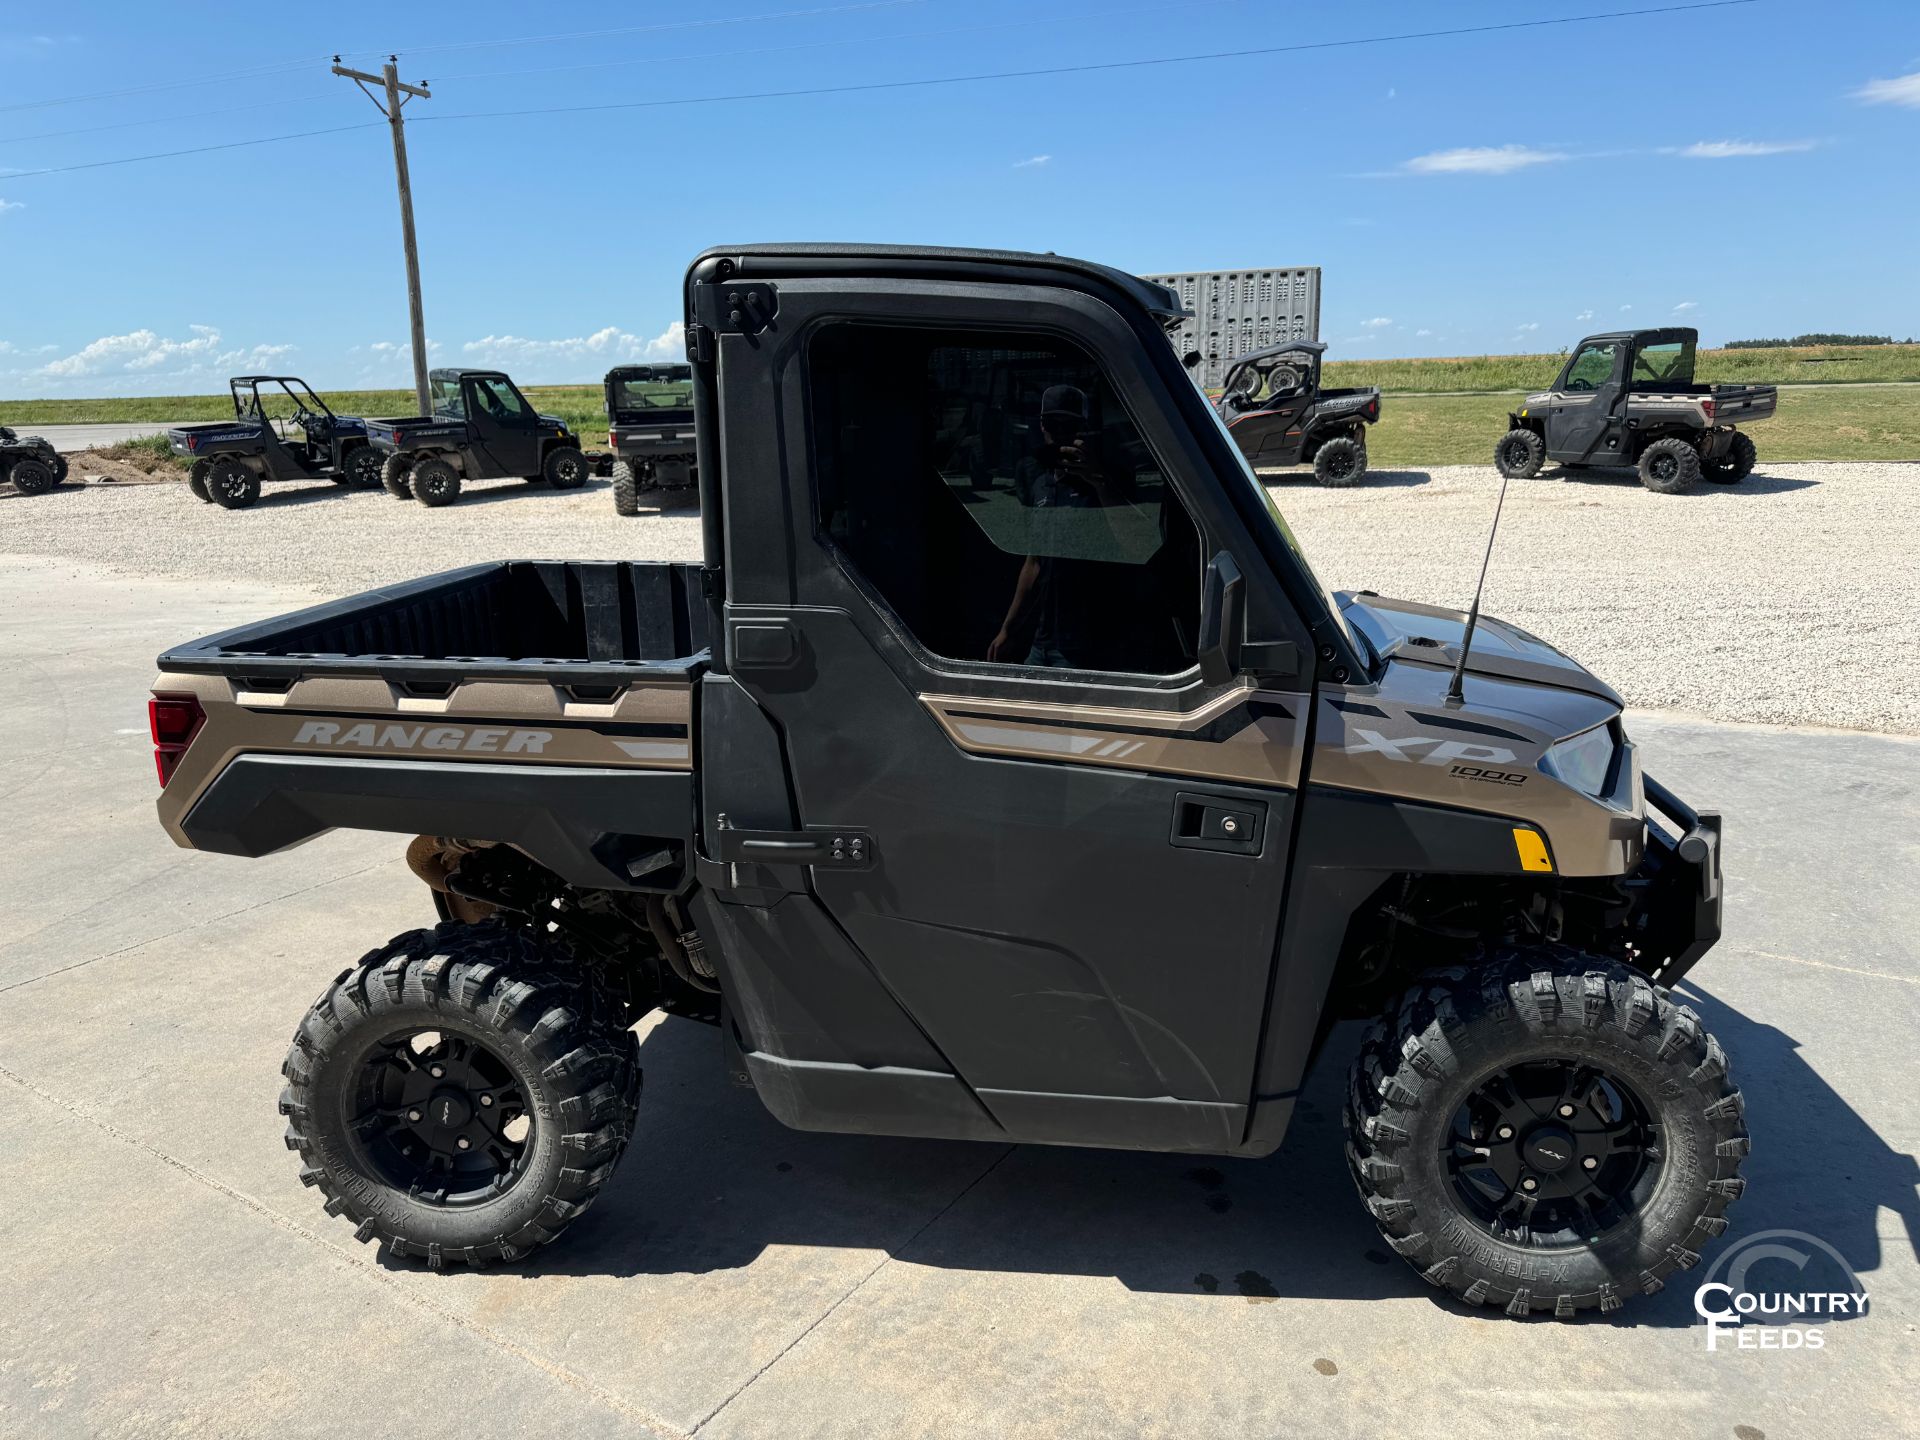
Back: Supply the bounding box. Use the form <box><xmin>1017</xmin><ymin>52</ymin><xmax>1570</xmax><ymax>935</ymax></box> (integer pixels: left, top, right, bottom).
<box><xmin>1190</xmin><ymin>373</ymin><xmax>1361</xmax><ymax>655</ymax></box>
<box><xmin>615</xmin><ymin>369</ymin><xmax>693</xmax><ymax>410</ymax></box>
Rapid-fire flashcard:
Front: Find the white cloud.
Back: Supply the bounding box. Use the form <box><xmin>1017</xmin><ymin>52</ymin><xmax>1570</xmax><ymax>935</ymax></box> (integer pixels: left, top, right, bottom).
<box><xmin>1673</xmin><ymin>301</ymin><xmax>1699</xmax><ymax>313</ymax></box>
<box><xmin>1575</xmin><ymin>309</ymin><xmax>1594</xmax><ymax>321</ymax></box>
<box><xmin>1517</xmin><ymin>322</ymin><xmax>1540</xmax><ymax>333</ymax></box>
<box><xmin>1854</xmin><ymin>71</ymin><xmax>1920</xmax><ymax>108</ymax></box>
<box><xmin>1673</xmin><ymin>139</ymin><xmax>1817</xmax><ymax>159</ymax></box>
<box><xmin>9</xmin><ymin>325</ymin><xmax>295</xmax><ymax>394</ymax></box>
<box><xmin>460</xmin><ymin>321</ymin><xmax>683</xmax><ymax>373</ymax></box>
<box><xmin>1415</xmin><ymin>328</ymin><xmax>1433</xmax><ymax>337</ymax></box>
<box><xmin>0</xmin><ymin>197</ymin><xmax>22</xmax><ymax>216</ymax></box>
<box><xmin>1012</xmin><ymin>154</ymin><xmax>1051</xmax><ymax>169</ymax></box>
<box><xmin>1403</xmin><ymin>144</ymin><xmax>1566</xmax><ymax>175</ymax></box>
<box><xmin>1620</xmin><ymin>304</ymin><xmax>1633</xmax><ymax>312</ymax></box>
<box><xmin>42</xmin><ymin>324</ymin><xmax>226</xmax><ymax>378</ymax></box>
<box><xmin>1360</xmin><ymin>316</ymin><xmax>1392</xmax><ymax>328</ymax></box>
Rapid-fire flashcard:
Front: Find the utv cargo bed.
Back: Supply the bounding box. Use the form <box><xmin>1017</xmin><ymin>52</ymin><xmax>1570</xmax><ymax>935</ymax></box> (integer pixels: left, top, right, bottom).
<box><xmin>157</xmin><ymin>560</ymin><xmax>709</xmax><ymax>685</ymax></box>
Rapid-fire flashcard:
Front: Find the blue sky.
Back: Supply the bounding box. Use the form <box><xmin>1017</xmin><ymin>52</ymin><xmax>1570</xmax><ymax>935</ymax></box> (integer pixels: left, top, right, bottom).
<box><xmin>2</xmin><ymin>0</ymin><xmax>1917</xmax><ymax>396</ymax></box>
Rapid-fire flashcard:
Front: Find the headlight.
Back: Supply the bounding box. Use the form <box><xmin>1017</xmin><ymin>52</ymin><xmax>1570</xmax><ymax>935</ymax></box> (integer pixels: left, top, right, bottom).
<box><xmin>1540</xmin><ymin>724</ymin><xmax>1617</xmax><ymax>797</ymax></box>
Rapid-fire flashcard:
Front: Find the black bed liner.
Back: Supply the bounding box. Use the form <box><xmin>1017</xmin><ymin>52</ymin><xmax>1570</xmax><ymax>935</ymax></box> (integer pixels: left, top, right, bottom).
<box><xmin>158</xmin><ymin>560</ymin><xmax>710</xmax><ymax>686</ymax></box>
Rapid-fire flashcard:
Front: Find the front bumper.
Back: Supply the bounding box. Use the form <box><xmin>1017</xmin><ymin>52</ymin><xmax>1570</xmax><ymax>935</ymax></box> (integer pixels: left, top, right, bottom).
<box><xmin>1632</xmin><ymin>774</ymin><xmax>1723</xmax><ymax>985</ymax></box>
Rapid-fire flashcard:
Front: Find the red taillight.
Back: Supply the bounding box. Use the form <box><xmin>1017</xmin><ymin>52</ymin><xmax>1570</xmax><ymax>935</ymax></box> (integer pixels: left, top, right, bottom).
<box><xmin>148</xmin><ymin>693</ymin><xmax>205</xmax><ymax>788</ymax></box>
<box><xmin>1701</xmin><ymin>398</ymin><xmax>1715</xmax><ymax>421</ymax></box>
<box><xmin>608</xmin><ymin>428</ymin><xmax>617</xmax><ymax>448</ymax></box>
<box><xmin>186</xmin><ymin>434</ymin><xmax>199</xmax><ymax>452</ymax></box>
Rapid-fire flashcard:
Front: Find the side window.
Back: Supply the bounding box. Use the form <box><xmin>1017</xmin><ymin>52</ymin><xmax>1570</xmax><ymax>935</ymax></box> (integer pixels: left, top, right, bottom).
<box><xmin>1632</xmin><ymin>341</ymin><xmax>1689</xmax><ymax>384</ymax></box>
<box><xmin>473</xmin><ymin>377</ymin><xmax>532</xmax><ymax>423</ymax></box>
<box><xmin>1563</xmin><ymin>344</ymin><xmax>1617</xmax><ymax>390</ymax></box>
<box><xmin>809</xmin><ymin>323</ymin><xmax>1202</xmax><ymax>677</ymax></box>
<box><xmin>431</xmin><ymin>377</ymin><xmax>465</xmax><ymax>418</ymax></box>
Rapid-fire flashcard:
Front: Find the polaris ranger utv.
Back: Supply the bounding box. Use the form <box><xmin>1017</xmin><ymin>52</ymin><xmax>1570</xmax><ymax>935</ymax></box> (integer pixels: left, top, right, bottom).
<box><xmin>604</xmin><ymin>362</ymin><xmax>698</xmax><ymax>515</ymax></box>
<box><xmin>365</xmin><ymin>368</ymin><xmax>591</xmax><ymax>507</ymax></box>
<box><xmin>1217</xmin><ymin>341</ymin><xmax>1381</xmax><ymax>486</ymax></box>
<box><xmin>1</xmin><ymin>424</ymin><xmax>68</xmax><ymax>495</ymax></box>
<box><xmin>165</xmin><ymin>376</ymin><xmax>384</xmax><ymax>509</ymax></box>
<box><xmin>1494</xmin><ymin>328</ymin><xmax>1775</xmax><ymax>493</ymax></box>
<box><xmin>148</xmin><ymin>244</ymin><xmax>1741</xmax><ymax>1317</ymax></box>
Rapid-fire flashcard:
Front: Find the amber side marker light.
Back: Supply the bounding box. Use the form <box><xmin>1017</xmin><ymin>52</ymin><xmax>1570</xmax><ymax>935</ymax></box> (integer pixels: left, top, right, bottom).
<box><xmin>1512</xmin><ymin>827</ymin><xmax>1554</xmax><ymax>874</ymax></box>
<box><xmin>148</xmin><ymin>693</ymin><xmax>205</xmax><ymax>787</ymax></box>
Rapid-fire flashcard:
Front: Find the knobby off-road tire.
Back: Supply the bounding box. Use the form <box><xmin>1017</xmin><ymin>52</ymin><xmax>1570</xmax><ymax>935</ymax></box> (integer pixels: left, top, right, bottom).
<box><xmin>611</xmin><ymin>461</ymin><xmax>640</xmax><ymax>516</ymax></box>
<box><xmin>543</xmin><ymin>445</ymin><xmax>590</xmax><ymax>491</ymax></box>
<box><xmin>50</xmin><ymin>453</ymin><xmax>70</xmax><ymax>484</ymax></box>
<box><xmin>1637</xmin><ymin>437</ymin><xmax>1701</xmax><ymax>494</ymax></box>
<box><xmin>410</xmin><ymin>457</ymin><xmax>462</xmax><ymax>507</ymax></box>
<box><xmin>280</xmin><ymin>919</ymin><xmax>641</xmax><ymax>1268</ymax></box>
<box><xmin>1313</xmin><ymin>435</ymin><xmax>1367</xmax><ymax>487</ymax></box>
<box><xmin>1347</xmin><ymin>950</ymin><xmax>1747</xmax><ymax>1318</ymax></box>
<box><xmin>188</xmin><ymin>458</ymin><xmax>213</xmax><ymax>502</ymax></box>
<box><xmin>340</xmin><ymin>445</ymin><xmax>385</xmax><ymax>489</ymax></box>
<box><xmin>8</xmin><ymin>457</ymin><xmax>56</xmax><ymax>496</ymax></box>
<box><xmin>206</xmin><ymin>458</ymin><xmax>262</xmax><ymax>509</ymax></box>
<box><xmin>1704</xmin><ymin>431</ymin><xmax>1756</xmax><ymax>485</ymax></box>
<box><xmin>1494</xmin><ymin>428</ymin><xmax>1546</xmax><ymax>480</ymax></box>
<box><xmin>380</xmin><ymin>452</ymin><xmax>414</xmax><ymax>499</ymax></box>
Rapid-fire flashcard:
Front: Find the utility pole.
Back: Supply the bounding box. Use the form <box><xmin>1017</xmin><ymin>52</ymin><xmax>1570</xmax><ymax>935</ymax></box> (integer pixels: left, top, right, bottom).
<box><xmin>332</xmin><ymin>55</ymin><xmax>432</xmax><ymax>416</ymax></box>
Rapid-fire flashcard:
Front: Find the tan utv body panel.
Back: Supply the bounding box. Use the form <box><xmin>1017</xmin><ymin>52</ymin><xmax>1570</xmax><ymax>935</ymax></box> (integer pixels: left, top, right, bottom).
<box><xmin>152</xmin><ymin>669</ymin><xmax>692</xmax><ymax>847</ymax></box>
<box><xmin>925</xmin><ymin>659</ymin><xmax>1640</xmax><ymax>878</ymax></box>
<box><xmin>1525</xmin><ymin>389</ymin><xmax>1731</xmax><ymax>427</ymax></box>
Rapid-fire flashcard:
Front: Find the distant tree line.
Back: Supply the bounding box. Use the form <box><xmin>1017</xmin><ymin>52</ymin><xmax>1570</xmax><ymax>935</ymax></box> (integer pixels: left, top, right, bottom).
<box><xmin>1723</xmin><ymin>334</ymin><xmax>1905</xmax><ymax>348</ymax></box>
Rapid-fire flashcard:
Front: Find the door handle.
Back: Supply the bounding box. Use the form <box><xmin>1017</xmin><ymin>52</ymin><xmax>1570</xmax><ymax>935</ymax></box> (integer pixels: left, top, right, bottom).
<box><xmin>1169</xmin><ymin>792</ymin><xmax>1266</xmax><ymax>855</ymax></box>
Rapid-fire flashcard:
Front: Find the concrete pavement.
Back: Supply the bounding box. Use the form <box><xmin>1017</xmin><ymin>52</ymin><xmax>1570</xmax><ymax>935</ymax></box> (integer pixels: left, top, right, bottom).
<box><xmin>1</xmin><ymin>554</ymin><xmax>1915</xmax><ymax>1440</ymax></box>
<box><xmin>22</xmin><ymin>422</ymin><xmax>185</xmax><ymax>453</ymax></box>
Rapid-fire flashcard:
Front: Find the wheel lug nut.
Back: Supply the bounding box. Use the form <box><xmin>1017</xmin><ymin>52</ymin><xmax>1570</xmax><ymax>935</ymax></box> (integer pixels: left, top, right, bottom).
<box><xmin>407</xmin><ymin>1109</ymin><xmax>422</xmax><ymax>1122</ymax></box>
<box><xmin>1558</xmin><ymin>1104</ymin><xmax>1575</xmax><ymax>1118</ymax></box>
<box><xmin>1496</xmin><ymin>1125</ymin><xmax>1514</xmax><ymax>1140</ymax></box>
<box><xmin>1521</xmin><ymin>1177</ymin><xmax>1538</xmax><ymax>1192</ymax></box>
<box><xmin>456</xmin><ymin>1136</ymin><xmax>471</xmax><ymax>1150</ymax></box>
<box><xmin>1582</xmin><ymin>1156</ymin><xmax>1598</xmax><ymax>1171</ymax></box>
<box><xmin>479</xmin><ymin>1094</ymin><xmax>493</xmax><ymax>1107</ymax></box>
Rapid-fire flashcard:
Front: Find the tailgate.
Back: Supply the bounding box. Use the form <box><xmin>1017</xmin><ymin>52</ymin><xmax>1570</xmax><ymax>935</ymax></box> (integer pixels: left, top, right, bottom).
<box><xmin>1711</xmin><ymin>385</ymin><xmax>1776</xmax><ymax>423</ymax></box>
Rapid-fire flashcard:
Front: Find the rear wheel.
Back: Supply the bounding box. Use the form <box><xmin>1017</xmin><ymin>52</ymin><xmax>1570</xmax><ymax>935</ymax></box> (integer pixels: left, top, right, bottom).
<box><xmin>1312</xmin><ymin>434</ymin><xmax>1367</xmax><ymax>487</ymax></box>
<box><xmin>279</xmin><ymin>920</ymin><xmax>641</xmax><ymax>1268</ymax></box>
<box><xmin>612</xmin><ymin>462</ymin><xmax>640</xmax><ymax>516</ymax></box>
<box><xmin>1637</xmin><ymin>437</ymin><xmax>1701</xmax><ymax>494</ymax></box>
<box><xmin>410</xmin><ymin>457</ymin><xmax>462</xmax><ymax>507</ymax></box>
<box><xmin>339</xmin><ymin>445</ymin><xmax>385</xmax><ymax>489</ymax></box>
<box><xmin>50</xmin><ymin>453</ymin><xmax>70</xmax><ymax>484</ymax></box>
<box><xmin>8</xmin><ymin>457</ymin><xmax>56</xmax><ymax>496</ymax></box>
<box><xmin>1704</xmin><ymin>431</ymin><xmax>1756</xmax><ymax>484</ymax></box>
<box><xmin>206</xmin><ymin>458</ymin><xmax>261</xmax><ymax>509</ymax></box>
<box><xmin>1494</xmin><ymin>428</ymin><xmax>1546</xmax><ymax>479</ymax></box>
<box><xmin>188</xmin><ymin>458</ymin><xmax>213</xmax><ymax>502</ymax></box>
<box><xmin>380</xmin><ymin>453</ymin><xmax>414</xmax><ymax>499</ymax></box>
<box><xmin>543</xmin><ymin>445</ymin><xmax>589</xmax><ymax>490</ymax></box>
<box><xmin>1347</xmin><ymin>951</ymin><xmax>1746</xmax><ymax>1317</ymax></box>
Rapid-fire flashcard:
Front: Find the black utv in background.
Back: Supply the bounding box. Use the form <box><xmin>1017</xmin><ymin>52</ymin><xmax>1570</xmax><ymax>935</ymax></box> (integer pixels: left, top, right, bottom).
<box><xmin>365</xmin><ymin>368</ymin><xmax>591</xmax><ymax>507</ymax></box>
<box><xmin>165</xmin><ymin>377</ymin><xmax>383</xmax><ymax>509</ymax></box>
<box><xmin>605</xmin><ymin>363</ymin><xmax>698</xmax><ymax>515</ymax></box>
<box><xmin>1495</xmin><ymin>327</ymin><xmax>1776</xmax><ymax>493</ymax></box>
<box><xmin>150</xmin><ymin>244</ymin><xmax>1742</xmax><ymax>1319</ymax></box>
<box><xmin>1216</xmin><ymin>341</ymin><xmax>1381</xmax><ymax>486</ymax></box>
<box><xmin>1</xmin><ymin>425</ymin><xmax>68</xmax><ymax>495</ymax></box>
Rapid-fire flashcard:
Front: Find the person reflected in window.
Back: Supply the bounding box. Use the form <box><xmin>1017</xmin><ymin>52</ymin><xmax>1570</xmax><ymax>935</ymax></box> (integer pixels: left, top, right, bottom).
<box><xmin>988</xmin><ymin>384</ymin><xmax>1137</xmax><ymax>669</ymax></box>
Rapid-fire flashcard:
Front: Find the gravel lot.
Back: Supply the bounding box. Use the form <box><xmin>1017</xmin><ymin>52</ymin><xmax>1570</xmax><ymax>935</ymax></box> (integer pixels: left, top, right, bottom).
<box><xmin>3</xmin><ymin>461</ymin><xmax>1914</xmax><ymax>732</ymax></box>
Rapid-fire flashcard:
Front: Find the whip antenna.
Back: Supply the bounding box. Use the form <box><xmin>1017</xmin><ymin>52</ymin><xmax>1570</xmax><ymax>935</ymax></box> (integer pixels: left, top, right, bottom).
<box><xmin>1446</xmin><ymin>470</ymin><xmax>1512</xmax><ymax>705</ymax></box>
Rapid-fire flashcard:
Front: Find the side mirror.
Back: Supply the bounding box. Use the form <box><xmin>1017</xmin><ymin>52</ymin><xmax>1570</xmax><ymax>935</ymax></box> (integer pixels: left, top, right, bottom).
<box><xmin>1198</xmin><ymin>552</ymin><xmax>1245</xmax><ymax>686</ymax></box>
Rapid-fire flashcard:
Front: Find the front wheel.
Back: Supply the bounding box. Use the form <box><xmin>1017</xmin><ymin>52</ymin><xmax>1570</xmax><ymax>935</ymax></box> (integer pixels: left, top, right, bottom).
<box><xmin>8</xmin><ymin>457</ymin><xmax>57</xmax><ymax>496</ymax></box>
<box><xmin>1312</xmin><ymin>434</ymin><xmax>1367</xmax><ymax>487</ymax></box>
<box><xmin>188</xmin><ymin>458</ymin><xmax>213</xmax><ymax>502</ymax></box>
<box><xmin>279</xmin><ymin>921</ymin><xmax>640</xmax><ymax>1268</ymax></box>
<box><xmin>611</xmin><ymin>462</ymin><xmax>640</xmax><ymax>516</ymax></box>
<box><xmin>1348</xmin><ymin>951</ymin><xmax>1746</xmax><ymax>1317</ymax></box>
<box><xmin>543</xmin><ymin>445</ymin><xmax>590</xmax><ymax>490</ymax></box>
<box><xmin>1494</xmin><ymin>428</ymin><xmax>1546</xmax><ymax>479</ymax></box>
<box><xmin>380</xmin><ymin>452</ymin><xmax>414</xmax><ymax>500</ymax></box>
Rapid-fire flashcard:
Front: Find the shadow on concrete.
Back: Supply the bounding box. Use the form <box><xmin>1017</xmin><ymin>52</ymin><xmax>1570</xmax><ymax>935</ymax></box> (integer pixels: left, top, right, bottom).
<box><xmin>1257</xmin><ymin>467</ymin><xmax>1432</xmax><ymax>489</ymax></box>
<box><xmin>467</xmin><ymin>995</ymin><xmax>1913</xmax><ymax>1326</ymax></box>
<box><xmin>1538</xmin><ymin>466</ymin><xmax>1820</xmax><ymax>496</ymax></box>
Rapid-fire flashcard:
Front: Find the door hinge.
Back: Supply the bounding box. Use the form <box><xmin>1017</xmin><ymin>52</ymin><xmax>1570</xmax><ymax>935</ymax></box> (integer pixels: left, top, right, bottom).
<box><xmin>686</xmin><ymin>322</ymin><xmax>715</xmax><ymax>363</ymax></box>
<box><xmin>711</xmin><ymin>825</ymin><xmax>873</xmax><ymax>869</ymax></box>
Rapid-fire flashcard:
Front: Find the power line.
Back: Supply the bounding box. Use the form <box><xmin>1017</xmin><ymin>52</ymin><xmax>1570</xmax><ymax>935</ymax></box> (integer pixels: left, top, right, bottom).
<box><xmin>0</xmin><ymin>94</ymin><xmax>335</xmax><ymax>147</ymax></box>
<box><xmin>0</xmin><ymin>1</ymin><xmax>1761</xmax><ymax>180</ymax></box>
<box><xmin>424</xmin><ymin>0</ymin><xmax>1245</xmax><ymax>84</ymax></box>
<box><xmin>416</xmin><ymin>1</ymin><xmax>1764</xmax><ymax>125</ymax></box>
<box><xmin>380</xmin><ymin>0</ymin><xmax>929</xmax><ymax>60</ymax></box>
<box><xmin>0</xmin><ymin>58</ymin><xmax>322</xmax><ymax>116</ymax></box>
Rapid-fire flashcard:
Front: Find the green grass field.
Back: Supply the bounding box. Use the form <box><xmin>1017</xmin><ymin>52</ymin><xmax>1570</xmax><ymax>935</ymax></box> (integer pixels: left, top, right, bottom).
<box><xmin>6</xmin><ymin>347</ymin><xmax>1915</xmax><ymax>467</ymax></box>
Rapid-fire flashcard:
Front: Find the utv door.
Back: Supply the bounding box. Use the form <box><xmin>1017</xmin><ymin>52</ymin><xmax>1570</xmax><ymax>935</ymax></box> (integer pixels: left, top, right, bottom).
<box><xmin>1229</xmin><ymin>374</ymin><xmax>1314</xmax><ymax>464</ymax></box>
<box><xmin>463</xmin><ymin>374</ymin><xmax>543</xmax><ymax>479</ymax></box>
<box><xmin>697</xmin><ymin>273</ymin><xmax>1318</xmax><ymax>1154</ymax></box>
<box><xmin>1548</xmin><ymin>340</ymin><xmax>1625</xmax><ymax>463</ymax></box>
